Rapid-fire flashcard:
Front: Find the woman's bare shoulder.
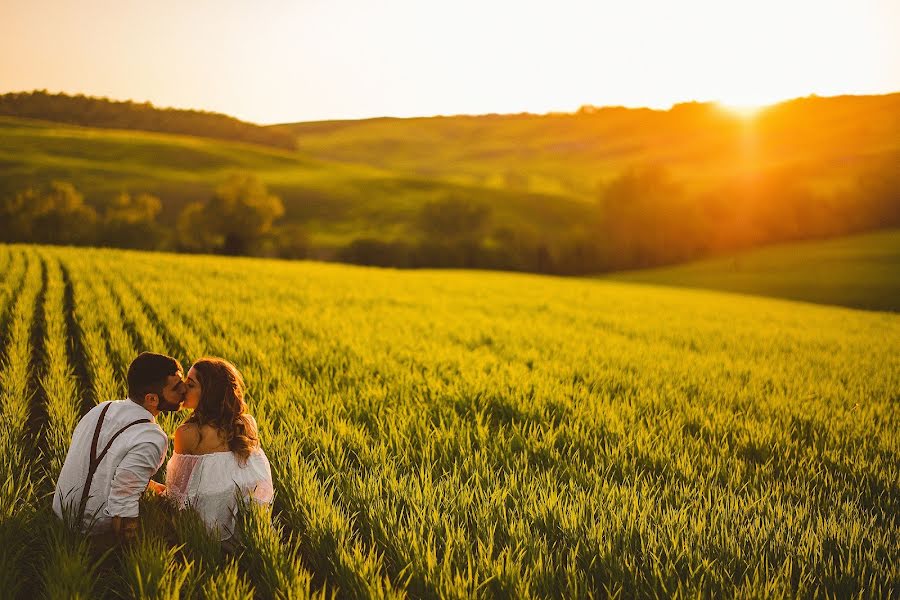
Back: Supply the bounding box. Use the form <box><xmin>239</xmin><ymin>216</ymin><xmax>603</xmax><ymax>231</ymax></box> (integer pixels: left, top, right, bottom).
<box><xmin>174</xmin><ymin>422</ymin><xmax>201</xmax><ymax>454</ymax></box>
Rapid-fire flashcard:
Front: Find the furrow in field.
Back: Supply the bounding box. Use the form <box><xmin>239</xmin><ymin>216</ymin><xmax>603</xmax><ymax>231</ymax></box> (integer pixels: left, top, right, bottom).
<box><xmin>123</xmin><ymin>280</ymin><xmax>192</xmax><ymax>362</ymax></box>
<box><xmin>36</xmin><ymin>252</ymin><xmax>83</xmax><ymax>485</ymax></box>
<box><xmin>57</xmin><ymin>258</ymin><xmax>94</xmax><ymax>413</ymax></box>
<box><xmin>63</xmin><ymin>256</ymin><xmax>123</xmax><ymax>404</ymax></box>
<box><xmin>79</xmin><ymin>266</ymin><xmax>136</xmax><ymax>389</ymax></box>
<box><xmin>0</xmin><ymin>248</ymin><xmax>46</xmax><ymax>598</ymax></box>
<box><xmin>0</xmin><ymin>245</ymin><xmax>11</xmax><ymax>284</ymax></box>
<box><xmin>32</xmin><ymin>250</ymin><xmax>98</xmax><ymax>598</ymax></box>
<box><xmin>0</xmin><ymin>248</ymin><xmax>27</xmax><ymax>360</ymax></box>
<box><xmin>102</xmin><ymin>270</ymin><xmax>202</xmax><ymax>437</ymax></box>
<box><xmin>24</xmin><ymin>251</ymin><xmax>49</xmax><ymax>454</ymax></box>
<box><xmin>0</xmin><ymin>250</ymin><xmax>28</xmax><ymax>352</ymax></box>
<box><xmin>100</xmin><ymin>271</ymin><xmax>167</xmax><ymax>355</ymax></box>
<box><xmin>0</xmin><ymin>247</ymin><xmax>43</xmax><ymax>440</ymax></box>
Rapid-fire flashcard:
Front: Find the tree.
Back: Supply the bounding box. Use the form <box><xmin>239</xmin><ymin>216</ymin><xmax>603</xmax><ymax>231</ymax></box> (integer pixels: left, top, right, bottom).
<box><xmin>0</xmin><ymin>188</ymin><xmax>35</xmax><ymax>242</ymax></box>
<box><xmin>0</xmin><ymin>182</ymin><xmax>97</xmax><ymax>245</ymax></box>
<box><xmin>596</xmin><ymin>166</ymin><xmax>698</xmax><ymax>269</ymax></box>
<box><xmin>419</xmin><ymin>196</ymin><xmax>491</xmax><ymax>241</ymax></box>
<box><xmin>178</xmin><ymin>173</ymin><xmax>285</xmax><ymax>255</ymax></box>
<box><xmin>270</xmin><ymin>223</ymin><xmax>311</xmax><ymax>259</ymax></box>
<box><xmin>101</xmin><ymin>192</ymin><xmax>164</xmax><ymax>249</ymax></box>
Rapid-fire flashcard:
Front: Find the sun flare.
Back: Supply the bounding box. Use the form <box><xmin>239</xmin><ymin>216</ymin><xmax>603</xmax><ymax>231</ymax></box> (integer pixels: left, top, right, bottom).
<box><xmin>716</xmin><ymin>101</ymin><xmax>766</xmax><ymax>119</ymax></box>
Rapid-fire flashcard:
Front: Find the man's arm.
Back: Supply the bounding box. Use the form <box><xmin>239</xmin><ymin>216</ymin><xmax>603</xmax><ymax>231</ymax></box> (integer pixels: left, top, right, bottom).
<box><xmin>106</xmin><ymin>440</ymin><xmax>165</xmax><ymax>541</ymax></box>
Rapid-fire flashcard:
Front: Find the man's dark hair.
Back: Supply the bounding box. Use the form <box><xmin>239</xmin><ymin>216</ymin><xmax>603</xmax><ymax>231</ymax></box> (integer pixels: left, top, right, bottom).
<box><xmin>127</xmin><ymin>352</ymin><xmax>182</xmax><ymax>402</ymax></box>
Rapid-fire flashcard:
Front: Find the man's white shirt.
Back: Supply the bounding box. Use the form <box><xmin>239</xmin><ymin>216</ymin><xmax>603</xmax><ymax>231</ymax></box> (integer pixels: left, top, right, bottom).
<box><xmin>52</xmin><ymin>399</ymin><xmax>167</xmax><ymax>533</ymax></box>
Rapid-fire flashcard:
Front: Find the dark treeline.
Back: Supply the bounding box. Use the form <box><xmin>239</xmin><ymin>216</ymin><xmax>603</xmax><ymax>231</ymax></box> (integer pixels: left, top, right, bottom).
<box><xmin>1</xmin><ymin>160</ymin><xmax>898</xmax><ymax>273</ymax></box>
<box><xmin>0</xmin><ymin>91</ymin><xmax>296</xmax><ymax>150</ymax></box>
<box><xmin>0</xmin><ymin>174</ymin><xmax>307</xmax><ymax>258</ymax></box>
<box><xmin>340</xmin><ymin>160</ymin><xmax>900</xmax><ymax>273</ymax></box>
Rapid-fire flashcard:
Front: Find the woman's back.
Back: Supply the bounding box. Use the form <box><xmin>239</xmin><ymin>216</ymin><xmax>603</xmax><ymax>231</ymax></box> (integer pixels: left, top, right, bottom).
<box><xmin>174</xmin><ymin>421</ymin><xmax>231</xmax><ymax>455</ymax></box>
<box><xmin>165</xmin><ymin>444</ymin><xmax>273</xmax><ymax>540</ymax></box>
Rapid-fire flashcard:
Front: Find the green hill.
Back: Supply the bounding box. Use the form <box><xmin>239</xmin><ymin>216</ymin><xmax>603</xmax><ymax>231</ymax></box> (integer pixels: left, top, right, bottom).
<box><xmin>0</xmin><ymin>90</ymin><xmax>296</xmax><ymax>149</ymax></box>
<box><xmin>282</xmin><ymin>93</ymin><xmax>900</xmax><ymax>199</ymax></box>
<box><xmin>606</xmin><ymin>229</ymin><xmax>900</xmax><ymax>312</ymax></box>
<box><xmin>0</xmin><ymin>115</ymin><xmax>592</xmax><ymax>248</ymax></box>
<box><xmin>2</xmin><ymin>92</ymin><xmax>898</xmax><ymax>272</ymax></box>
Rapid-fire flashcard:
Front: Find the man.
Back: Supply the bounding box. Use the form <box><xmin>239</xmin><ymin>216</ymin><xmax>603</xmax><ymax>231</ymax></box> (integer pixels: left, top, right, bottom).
<box><xmin>52</xmin><ymin>352</ymin><xmax>186</xmax><ymax>543</ymax></box>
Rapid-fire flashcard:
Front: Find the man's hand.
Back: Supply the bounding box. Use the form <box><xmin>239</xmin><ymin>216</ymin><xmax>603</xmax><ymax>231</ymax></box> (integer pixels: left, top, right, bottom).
<box><xmin>111</xmin><ymin>516</ymin><xmax>140</xmax><ymax>544</ymax></box>
<box><xmin>147</xmin><ymin>480</ymin><xmax>166</xmax><ymax>495</ymax></box>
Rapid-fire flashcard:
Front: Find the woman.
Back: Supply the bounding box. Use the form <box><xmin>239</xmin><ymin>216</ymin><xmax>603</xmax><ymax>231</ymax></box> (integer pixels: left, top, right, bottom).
<box><xmin>165</xmin><ymin>357</ymin><xmax>274</xmax><ymax>542</ymax></box>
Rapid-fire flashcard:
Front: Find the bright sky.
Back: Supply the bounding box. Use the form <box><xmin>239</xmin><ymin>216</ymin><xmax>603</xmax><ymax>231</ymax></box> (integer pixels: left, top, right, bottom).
<box><xmin>1</xmin><ymin>0</ymin><xmax>898</xmax><ymax>124</ymax></box>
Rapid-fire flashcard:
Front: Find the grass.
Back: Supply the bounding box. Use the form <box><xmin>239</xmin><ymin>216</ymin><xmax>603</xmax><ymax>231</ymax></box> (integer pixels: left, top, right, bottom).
<box><xmin>606</xmin><ymin>228</ymin><xmax>900</xmax><ymax>312</ymax></box>
<box><xmin>0</xmin><ymin>242</ymin><xmax>897</xmax><ymax>597</ymax></box>
<box><xmin>282</xmin><ymin>93</ymin><xmax>900</xmax><ymax>198</ymax></box>
<box><xmin>0</xmin><ymin>116</ymin><xmax>593</xmax><ymax>247</ymax></box>
<box><xmin>3</xmin><ymin>92</ymin><xmax>898</xmax><ymax>253</ymax></box>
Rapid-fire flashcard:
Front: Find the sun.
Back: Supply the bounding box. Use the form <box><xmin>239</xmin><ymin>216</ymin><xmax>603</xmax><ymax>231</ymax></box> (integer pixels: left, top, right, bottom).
<box><xmin>716</xmin><ymin>101</ymin><xmax>766</xmax><ymax>119</ymax></box>
<box><xmin>714</xmin><ymin>92</ymin><xmax>776</xmax><ymax>118</ymax></box>
<box><xmin>714</xmin><ymin>90</ymin><xmax>788</xmax><ymax>119</ymax></box>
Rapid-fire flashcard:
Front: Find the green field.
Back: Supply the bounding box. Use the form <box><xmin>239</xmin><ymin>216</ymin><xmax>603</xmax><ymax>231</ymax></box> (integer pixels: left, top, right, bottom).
<box><xmin>3</xmin><ymin>92</ymin><xmax>899</xmax><ymax>255</ymax></box>
<box><xmin>0</xmin><ymin>243</ymin><xmax>897</xmax><ymax>598</ymax></box>
<box><xmin>284</xmin><ymin>93</ymin><xmax>900</xmax><ymax>198</ymax></box>
<box><xmin>0</xmin><ymin>116</ymin><xmax>592</xmax><ymax>248</ymax></box>
<box><xmin>608</xmin><ymin>229</ymin><xmax>900</xmax><ymax>312</ymax></box>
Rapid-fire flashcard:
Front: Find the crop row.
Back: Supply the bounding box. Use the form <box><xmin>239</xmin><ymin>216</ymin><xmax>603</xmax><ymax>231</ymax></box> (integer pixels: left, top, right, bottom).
<box><xmin>0</xmin><ymin>243</ymin><xmax>897</xmax><ymax>598</ymax></box>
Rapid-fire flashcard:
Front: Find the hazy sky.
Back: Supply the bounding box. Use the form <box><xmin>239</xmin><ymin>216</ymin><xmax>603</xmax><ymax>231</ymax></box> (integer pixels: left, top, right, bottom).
<box><xmin>1</xmin><ymin>0</ymin><xmax>898</xmax><ymax>124</ymax></box>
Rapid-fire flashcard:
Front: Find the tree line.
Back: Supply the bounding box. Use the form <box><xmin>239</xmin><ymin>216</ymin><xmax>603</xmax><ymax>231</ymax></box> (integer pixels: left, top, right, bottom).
<box><xmin>0</xmin><ymin>91</ymin><xmax>296</xmax><ymax>150</ymax></box>
<box><xmin>1</xmin><ymin>162</ymin><xmax>898</xmax><ymax>274</ymax></box>
<box><xmin>340</xmin><ymin>161</ymin><xmax>900</xmax><ymax>273</ymax></box>
<box><xmin>0</xmin><ymin>174</ymin><xmax>307</xmax><ymax>259</ymax></box>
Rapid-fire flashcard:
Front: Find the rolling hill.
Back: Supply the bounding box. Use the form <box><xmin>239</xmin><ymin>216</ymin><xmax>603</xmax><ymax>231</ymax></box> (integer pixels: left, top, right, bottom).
<box><xmin>2</xmin><ymin>91</ymin><xmax>898</xmax><ymax>269</ymax></box>
<box><xmin>0</xmin><ymin>115</ymin><xmax>593</xmax><ymax>248</ymax></box>
<box><xmin>281</xmin><ymin>93</ymin><xmax>900</xmax><ymax>200</ymax></box>
<box><xmin>607</xmin><ymin>228</ymin><xmax>900</xmax><ymax>312</ymax></box>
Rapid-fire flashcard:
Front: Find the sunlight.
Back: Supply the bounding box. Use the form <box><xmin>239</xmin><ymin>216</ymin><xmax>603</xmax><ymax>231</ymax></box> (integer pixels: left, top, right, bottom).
<box><xmin>714</xmin><ymin>88</ymin><xmax>793</xmax><ymax>119</ymax></box>
<box><xmin>716</xmin><ymin>100</ymin><xmax>766</xmax><ymax>119</ymax></box>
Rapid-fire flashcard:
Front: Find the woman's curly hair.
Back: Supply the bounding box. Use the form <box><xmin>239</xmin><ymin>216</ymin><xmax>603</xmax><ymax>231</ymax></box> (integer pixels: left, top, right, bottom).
<box><xmin>185</xmin><ymin>357</ymin><xmax>259</xmax><ymax>463</ymax></box>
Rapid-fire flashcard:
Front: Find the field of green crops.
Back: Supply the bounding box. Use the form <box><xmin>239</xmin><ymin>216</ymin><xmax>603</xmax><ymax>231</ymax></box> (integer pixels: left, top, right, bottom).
<box><xmin>0</xmin><ymin>243</ymin><xmax>898</xmax><ymax>598</ymax></box>
<box><xmin>608</xmin><ymin>228</ymin><xmax>900</xmax><ymax>312</ymax></box>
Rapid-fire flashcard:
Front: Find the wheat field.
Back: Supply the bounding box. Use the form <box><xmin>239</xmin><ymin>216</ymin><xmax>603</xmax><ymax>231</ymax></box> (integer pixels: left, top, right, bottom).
<box><xmin>0</xmin><ymin>243</ymin><xmax>897</xmax><ymax>598</ymax></box>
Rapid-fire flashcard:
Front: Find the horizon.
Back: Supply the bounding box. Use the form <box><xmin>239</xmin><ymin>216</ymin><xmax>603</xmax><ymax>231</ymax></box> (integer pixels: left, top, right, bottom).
<box><xmin>4</xmin><ymin>87</ymin><xmax>898</xmax><ymax>127</ymax></box>
<box><xmin>2</xmin><ymin>0</ymin><xmax>899</xmax><ymax>125</ymax></box>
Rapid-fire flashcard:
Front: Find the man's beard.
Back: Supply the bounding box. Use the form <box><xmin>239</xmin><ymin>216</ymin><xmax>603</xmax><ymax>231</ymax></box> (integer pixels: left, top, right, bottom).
<box><xmin>157</xmin><ymin>394</ymin><xmax>184</xmax><ymax>413</ymax></box>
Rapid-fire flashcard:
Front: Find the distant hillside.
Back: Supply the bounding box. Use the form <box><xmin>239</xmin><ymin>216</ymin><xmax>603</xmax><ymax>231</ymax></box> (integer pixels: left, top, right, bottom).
<box><xmin>0</xmin><ymin>90</ymin><xmax>296</xmax><ymax>150</ymax></box>
<box><xmin>606</xmin><ymin>228</ymin><xmax>900</xmax><ymax>312</ymax></box>
<box><xmin>0</xmin><ymin>116</ymin><xmax>592</xmax><ymax>251</ymax></box>
<box><xmin>1</xmin><ymin>92</ymin><xmax>898</xmax><ymax>274</ymax></box>
<box><xmin>281</xmin><ymin>93</ymin><xmax>900</xmax><ymax>200</ymax></box>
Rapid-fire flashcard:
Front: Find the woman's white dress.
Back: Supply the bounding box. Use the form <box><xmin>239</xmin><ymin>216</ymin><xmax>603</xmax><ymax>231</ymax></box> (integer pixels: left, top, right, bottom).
<box><xmin>165</xmin><ymin>447</ymin><xmax>274</xmax><ymax>540</ymax></box>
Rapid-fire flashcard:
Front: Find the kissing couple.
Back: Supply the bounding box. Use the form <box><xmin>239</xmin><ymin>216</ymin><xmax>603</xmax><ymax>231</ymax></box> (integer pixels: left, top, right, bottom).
<box><xmin>52</xmin><ymin>352</ymin><xmax>274</xmax><ymax>546</ymax></box>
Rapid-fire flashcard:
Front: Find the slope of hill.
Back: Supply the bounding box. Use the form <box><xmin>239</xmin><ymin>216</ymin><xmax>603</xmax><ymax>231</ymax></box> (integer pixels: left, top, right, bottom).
<box><xmin>0</xmin><ymin>90</ymin><xmax>296</xmax><ymax>149</ymax></box>
<box><xmin>281</xmin><ymin>93</ymin><xmax>900</xmax><ymax>199</ymax></box>
<box><xmin>606</xmin><ymin>229</ymin><xmax>900</xmax><ymax>312</ymax></box>
<box><xmin>2</xmin><ymin>92</ymin><xmax>898</xmax><ymax>272</ymax></box>
<box><xmin>0</xmin><ymin>116</ymin><xmax>593</xmax><ymax>247</ymax></box>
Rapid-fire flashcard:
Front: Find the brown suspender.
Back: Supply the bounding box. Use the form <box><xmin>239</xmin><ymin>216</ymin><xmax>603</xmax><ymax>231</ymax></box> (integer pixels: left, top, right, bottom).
<box><xmin>77</xmin><ymin>402</ymin><xmax>151</xmax><ymax>525</ymax></box>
